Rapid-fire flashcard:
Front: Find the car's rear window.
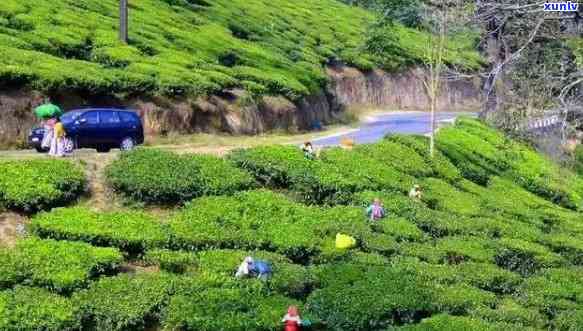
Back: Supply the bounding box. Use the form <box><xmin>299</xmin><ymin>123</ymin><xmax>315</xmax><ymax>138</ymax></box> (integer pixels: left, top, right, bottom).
<box><xmin>119</xmin><ymin>112</ymin><xmax>138</xmax><ymax>123</ymax></box>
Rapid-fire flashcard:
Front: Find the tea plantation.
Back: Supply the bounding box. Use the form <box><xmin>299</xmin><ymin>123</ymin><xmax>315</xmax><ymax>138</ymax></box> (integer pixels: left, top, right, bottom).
<box><xmin>3</xmin><ymin>118</ymin><xmax>583</xmax><ymax>330</ymax></box>
<box><xmin>0</xmin><ymin>0</ymin><xmax>481</xmax><ymax>98</ymax></box>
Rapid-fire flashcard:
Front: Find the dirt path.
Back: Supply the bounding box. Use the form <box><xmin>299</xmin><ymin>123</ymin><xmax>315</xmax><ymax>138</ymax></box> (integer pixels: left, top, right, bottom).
<box><xmin>80</xmin><ymin>154</ymin><xmax>117</xmax><ymax>211</ymax></box>
<box><xmin>0</xmin><ymin>212</ymin><xmax>27</xmax><ymax>248</ymax></box>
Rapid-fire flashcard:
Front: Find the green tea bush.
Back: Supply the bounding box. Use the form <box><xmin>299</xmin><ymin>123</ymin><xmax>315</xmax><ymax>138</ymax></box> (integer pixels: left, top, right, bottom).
<box><xmin>196</xmin><ymin>250</ymin><xmax>314</xmax><ymax>298</ymax></box>
<box><xmin>307</xmin><ymin>264</ymin><xmax>433</xmax><ymax>330</ymax></box>
<box><xmin>144</xmin><ymin>249</ymin><xmax>198</xmax><ymax>274</ymax></box>
<box><xmin>0</xmin><ymin>238</ymin><xmax>122</xmax><ymax>292</ymax></box>
<box><xmin>0</xmin><ymin>159</ymin><xmax>85</xmax><ymax>212</ymax></box>
<box><xmin>228</xmin><ymin>145</ymin><xmax>312</xmax><ymax>187</ymax></box>
<box><xmin>32</xmin><ymin>207</ymin><xmax>169</xmax><ymax>254</ymax></box>
<box><xmin>518</xmin><ymin>267</ymin><xmax>583</xmax><ymax>314</ymax></box>
<box><xmin>554</xmin><ymin>309</ymin><xmax>583</xmax><ymax>330</ymax></box>
<box><xmin>420</xmin><ymin>178</ymin><xmax>482</xmax><ymax>216</ymax></box>
<box><xmin>438</xmin><ymin>118</ymin><xmax>583</xmax><ymax>209</ymax></box>
<box><xmin>386</xmin><ymin>134</ymin><xmax>462</xmax><ymax>182</ymax></box>
<box><xmin>73</xmin><ymin>273</ymin><xmax>174</xmax><ymax>331</ymax></box>
<box><xmin>169</xmin><ymin>190</ymin><xmax>375</xmax><ymax>262</ymax></box>
<box><xmin>372</xmin><ymin>217</ymin><xmax>426</xmax><ymax>242</ymax></box>
<box><xmin>472</xmin><ymin>298</ymin><xmax>547</xmax><ymax>329</ymax></box>
<box><xmin>495</xmin><ymin>238</ymin><xmax>564</xmax><ymax>276</ymax></box>
<box><xmin>541</xmin><ymin>233</ymin><xmax>583</xmax><ymax>265</ymax></box>
<box><xmin>308</xmin><ymin>148</ymin><xmax>414</xmax><ymax>204</ymax></box>
<box><xmin>396</xmin><ymin>314</ymin><xmax>535</xmax><ymax>331</ymax></box>
<box><xmin>355</xmin><ymin>140</ymin><xmax>433</xmax><ymax>177</ymax></box>
<box><xmin>0</xmin><ymin>286</ymin><xmax>81</xmax><ymax>330</ymax></box>
<box><xmin>162</xmin><ymin>284</ymin><xmax>299</xmax><ymax>331</ymax></box>
<box><xmin>430</xmin><ymin>284</ymin><xmax>497</xmax><ymax>315</ymax></box>
<box><xmin>106</xmin><ymin>149</ymin><xmax>255</xmax><ymax>204</ymax></box>
<box><xmin>230</xmin><ymin>145</ymin><xmax>415</xmax><ymax>204</ymax></box>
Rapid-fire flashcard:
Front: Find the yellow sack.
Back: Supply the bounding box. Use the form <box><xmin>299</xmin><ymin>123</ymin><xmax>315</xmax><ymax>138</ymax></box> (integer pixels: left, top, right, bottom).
<box><xmin>335</xmin><ymin>233</ymin><xmax>356</xmax><ymax>249</ymax></box>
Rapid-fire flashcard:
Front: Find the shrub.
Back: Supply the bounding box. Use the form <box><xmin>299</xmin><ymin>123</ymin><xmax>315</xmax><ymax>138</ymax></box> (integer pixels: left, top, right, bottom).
<box><xmin>307</xmin><ymin>265</ymin><xmax>433</xmax><ymax>330</ymax></box>
<box><xmin>106</xmin><ymin>149</ymin><xmax>254</xmax><ymax>204</ymax></box>
<box><xmin>495</xmin><ymin>238</ymin><xmax>564</xmax><ymax>276</ymax></box>
<box><xmin>0</xmin><ymin>286</ymin><xmax>81</xmax><ymax>330</ymax></box>
<box><xmin>0</xmin><ymin>159</ymin><xmax>85</xmax><ymax>212</ymax></box>
<box><xmin>230</xmin><ymin>145</ymin><xmax>415</xmax><ymax>204</ymax></box>
<box><xmin>32</xmin><ymin>207</ymin><xmax>169</xmax><ymax>254</ymax></box>
<box><xmin>541</xmin><ymin>233</ymin><xmax>583</xmax><ymax>265</ymax></box>
<box><xmin>554</xmin><ymin>309</ymin><xmax>583</xmax><ymax>330</ymax></box>
<box><xmin>430</xmin><ymin>284</ymin><xmax>497</xmax><ymax>315</ymax></box>
<box><xmin>387</xmin><ymin>134</ymin><xmax>462</xmax><ymax>182</ymax></box>
<box><xmin>162</xmin><ymin>285</ymin><xmax>300</xmax><ymax>331</ymax></box>
<box><xmin>420</xmin><ymin>178</ymin><xmax>482</xmax><ymax>216</ymax></box>
<box><xmin>355</xmin><ymin>140</ymin><xmax>433</xmax><ymax>177</ymax></box>
<box><xmin>438</xmin><ymin>118</ymin><xmax>583</xmax><ymax>210</ymax></box>
<box><xmin>144</xmin><ymin>249</ymin><xmax>198</xmax><ymax>274</ymax></box>
<box><xmin>472</xmin><ymin>298</ymin><xmax>547</xmax><ymax>328</ymax></box>
<box><xmin>168</xmin><ymin>190</ymin><xmax>374</xmax><ymax>262</ymax></box>
<box><xmin>73</xmin><ymin>273</ymin><xmax>174</xmax><ymax>331</ymax></box>
<box><xmin>518</xmin><ymin>267</ymin><xmax>583</xmax><ymax>314</ymax></box>
<box><xmin>228</xmin><ymin>145</ymin><xmax>314</xmax><ymax>187</ymax></box>
<box><xmin>395</xmin><ymin>314</ymin><xmax>535</xmax><ymax>331</ymax></box>
<box><xmin>196</xmin><ymin>249</ymin><xmax>314</xmax><ymax>298</ymax></box>
<box><xmin>372</xmin><ymin>217</ymin><xmax>426</xmax><ymax>242</ymax></box>
<box><xmin>0</xmin><ymin>238</ymin><xmax>122</xmax><ymax>293</ymax></box>
<box><xmin>401</xmin><ymin>237</ymin><xmax>497</xmax><ymax>264</ymax></box>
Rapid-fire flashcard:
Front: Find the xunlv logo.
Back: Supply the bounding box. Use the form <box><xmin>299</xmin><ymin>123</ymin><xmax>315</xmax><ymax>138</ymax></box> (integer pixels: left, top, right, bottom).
<box><xmin>543</xmin><ymin>2</ymin><xmax>579</xmax><ymax>11</ymax></box>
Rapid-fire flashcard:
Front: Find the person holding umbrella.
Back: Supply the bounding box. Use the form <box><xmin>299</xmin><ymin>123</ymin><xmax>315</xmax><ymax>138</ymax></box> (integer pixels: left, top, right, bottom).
<box><xmin>34</xmin><ymin>103</ymin><xmax>66</xmax><ymax>156</ymax></box>
<box><xmin>50</xmin><ymin>117</ymin><xmax>67</xmax><ymax>157</ymax></box>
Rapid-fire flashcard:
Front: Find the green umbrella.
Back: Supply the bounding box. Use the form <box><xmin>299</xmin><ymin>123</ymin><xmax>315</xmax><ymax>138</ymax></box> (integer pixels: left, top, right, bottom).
<box><xmin>34</xmin><ymin>103</ymin><xmax>64</xmax><ymax>119</ymax></box>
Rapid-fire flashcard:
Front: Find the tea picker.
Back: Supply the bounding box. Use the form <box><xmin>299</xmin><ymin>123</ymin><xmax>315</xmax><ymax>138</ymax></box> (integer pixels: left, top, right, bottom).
<box><xmin>366</xmin><ymin>198</ymin><xmax>386</xmax><ymax>221</ymax></box>
<box><xmin>235</xmin><ymin>256</ymin><xmax>272</xmax><ymax>280</ymax></box>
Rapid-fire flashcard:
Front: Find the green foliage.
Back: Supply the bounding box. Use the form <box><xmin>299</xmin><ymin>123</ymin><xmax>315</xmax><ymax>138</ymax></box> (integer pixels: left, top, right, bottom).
<box><xmin>387</xmin><ymin>134</ymin><xmax>462</xmax><ymax>182</ymax></box>
<box><xmin>196</xmin><ymin>250</ymin><xmax>314</xmax><ymax>298</ymax></box>
<box><xmin>144</xmin><ymin>249</ymin><xmax>198</xmax><ymax>274</ymax></box>
<box><xmin>228</xmin><ymin>145</ymin><xmax>313</xmax><ymax>187</ymax></box>
<box><xmin>162</xmin><ymin>282</ymin><xmax>300</xmax><ymax>331</ymax></box>
<box><xmin>420</xmin><ymin>177</ymin><xmax>482</xmax><ymax>216</ymax></box>
<box><xmin>0</xmin><ymin>238</ymin><xmax>122</xmax><ymax>293</ymax></box>
<box><xmin>73</xmin><ymin>273</ymin><xmax>174</xmax><ymax>331</ymax></box>
<box><xmin>0</xmin><ymin>0</ymin><xmax>481</xmax><ymax>97</ymax></box>
<box><xmin>307</xmin><ymin>264</ymin><xmax>433</xmax><ymax>330</ymax></box>
<box><xmin>106</xmin><ymin>148</ymin><xmax>254</xmax><ymax>204</ymax></box>
<box><xmin>495</xmin><ymin>238</ymin><xmax>564</xmax><ymax>276</ymax></box>
<box><xmin>395</xmin><ymin>314</ymin><xmax>535</xmax><ymax>331</ymax></box>
<box><xmin>32</xmin><ymin>207</ymin><xmax>169</xmax><ymax>254</ymax></box>
<box><xmin>230</xmin><ymin>145</ymin><xmax>414</xmax><ymax>204</ymax></box>
<box><xmin>554</xmin><ymin>309</ymin><xmax>583</xmax><ymax>331</ymax></box>
<box><xmin>0</xmin><ymin>286</ymin><xmax>81</xmax><ymax>330</ymax></box>
<box><xmin>518</xmin><ymin>267</ymin><xmax>583</xmax><ymax>315</ymax></box>
<box><xmin>437</xmin><ymin>118</ymin><xmax>583</xmax><ymax>210</ymax></box>
<box><xmin>472</xmin><ymin>298</ymin><xmax>547</xmax><ymax>329</ymax></box>
<box><xmin>0</xmin><ymin>159</ymin><xmax>85</xmax><ymax>212</ymax></box>
<box><xmin>168</xmin><ymin>190</ymin><xmax>377</xmax><ymax>262</ymax></box>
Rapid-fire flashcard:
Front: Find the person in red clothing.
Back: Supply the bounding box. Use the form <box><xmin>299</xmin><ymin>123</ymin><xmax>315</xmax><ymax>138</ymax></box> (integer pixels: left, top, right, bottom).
<box><xmin>282</xmin><ymin>305</ymin><xmax>303</xmax><ymax>331</ymax></box>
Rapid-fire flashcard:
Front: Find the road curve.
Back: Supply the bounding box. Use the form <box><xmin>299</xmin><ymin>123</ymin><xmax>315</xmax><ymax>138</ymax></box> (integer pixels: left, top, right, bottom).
<box><xmin>312</xmin><ymin>111</ymin><xmax>477</xmax><ymax>147</ymax></box>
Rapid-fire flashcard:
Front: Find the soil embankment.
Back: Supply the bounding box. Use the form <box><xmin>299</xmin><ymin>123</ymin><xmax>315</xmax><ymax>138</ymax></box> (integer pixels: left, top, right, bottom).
<box><xmin>0</xmin><ymin>66</ymin><xmax>480</xmax><ymax>149</ymax></box>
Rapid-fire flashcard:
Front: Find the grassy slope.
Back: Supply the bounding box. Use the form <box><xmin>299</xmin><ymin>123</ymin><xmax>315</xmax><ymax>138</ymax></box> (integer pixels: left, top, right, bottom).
<box><xmin>3</xmin><ymin>118</ymin><xmax>582</xmax><ymax>329</ymax></box>
<box><xmin>0</xmin><ymin>0</ymin><xmax>481</xmax><ymax>99</ymax></box>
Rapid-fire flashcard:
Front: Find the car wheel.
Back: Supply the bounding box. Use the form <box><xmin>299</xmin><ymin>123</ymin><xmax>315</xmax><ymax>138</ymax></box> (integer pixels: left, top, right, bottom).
<box><xmin>35</xmin><ymin>147</ymin><xmax>48</xmax><ymax>153</ymax></box>
<box><xmin>120</xmin><ymin>137</ymin><xmax>136</xmax><ymax>151</ymax></box>
<box><xmin>96</xmin><ymin>146</ymin><xmax>111</xmax><ymax>153</ymax></box>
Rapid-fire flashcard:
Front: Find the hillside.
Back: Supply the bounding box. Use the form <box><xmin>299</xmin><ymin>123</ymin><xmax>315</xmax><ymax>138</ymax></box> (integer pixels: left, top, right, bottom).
<box><xmin>1</xmin><ymin>118</ymin><xmax>583</xmax><ymax>330</ymax></box>
<box><xmin>0</xmin><ymin>0</ymin><xmax>481</xmax><ymax>99</ymax></box>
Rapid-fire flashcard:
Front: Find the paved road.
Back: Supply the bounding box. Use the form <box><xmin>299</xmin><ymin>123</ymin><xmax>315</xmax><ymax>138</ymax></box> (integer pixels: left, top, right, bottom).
<box><xmin>312</xmin><ymin>111</ymin><xmax>476</xmax><ymax>147</ymax></box>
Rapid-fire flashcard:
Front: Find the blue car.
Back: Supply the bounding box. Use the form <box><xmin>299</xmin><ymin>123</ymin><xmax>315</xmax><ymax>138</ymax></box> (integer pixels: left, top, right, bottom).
<box><xmin>29</xmin><ymin>108</ymin><xmax>144</xmax><ymax>153</ymax></box>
